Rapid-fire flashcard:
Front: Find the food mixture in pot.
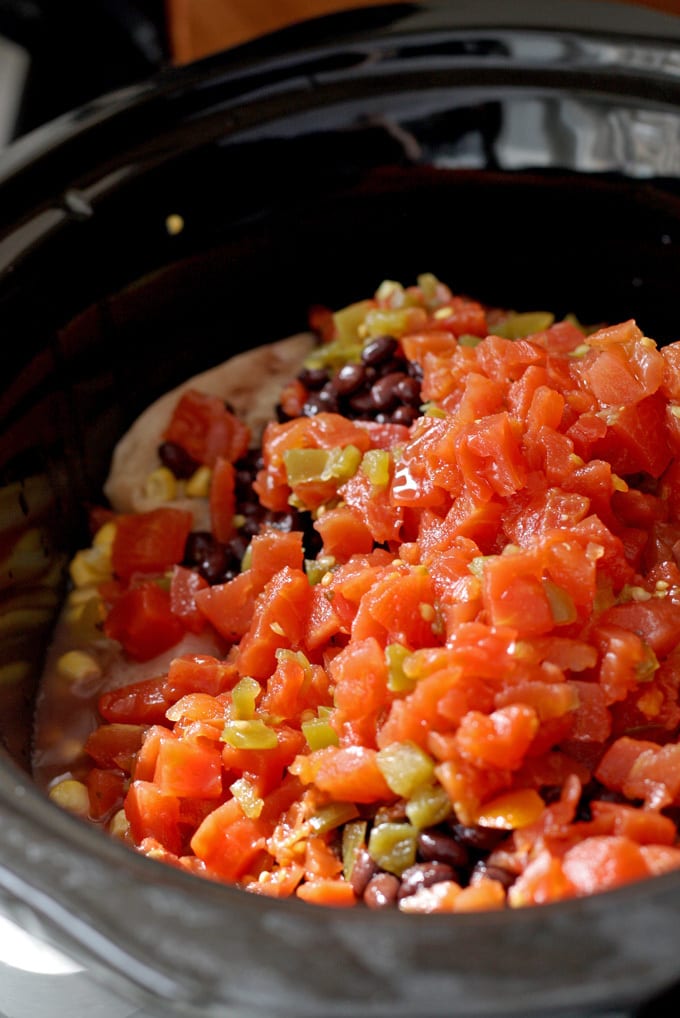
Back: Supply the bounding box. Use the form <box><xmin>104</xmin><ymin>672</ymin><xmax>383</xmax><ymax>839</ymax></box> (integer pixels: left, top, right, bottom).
<box><xmin>34</xmin><ymin>274</ymin><xmax>680</xmax><ymax>911</ymax></box>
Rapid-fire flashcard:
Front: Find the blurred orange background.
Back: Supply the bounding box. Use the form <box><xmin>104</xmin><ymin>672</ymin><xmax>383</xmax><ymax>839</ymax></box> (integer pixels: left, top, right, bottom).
<box><xmin>166</xmin><ymin>0</ymin><xmax>680</xmax><ymax>65</ymax></box>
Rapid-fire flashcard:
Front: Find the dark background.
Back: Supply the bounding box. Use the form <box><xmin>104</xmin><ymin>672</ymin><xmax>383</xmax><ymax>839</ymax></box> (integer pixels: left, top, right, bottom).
<box><xmin>0</xmin><ymin>0</ymin><xmax>170</xmax><ymax>140</ymax></box>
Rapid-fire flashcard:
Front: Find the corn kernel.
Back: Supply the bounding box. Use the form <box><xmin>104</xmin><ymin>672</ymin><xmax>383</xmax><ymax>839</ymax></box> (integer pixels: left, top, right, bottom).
<box><xmin>144</xmin><ymin>466</ymin><xmax>177</xmax><ymax>504</ymax></box>
<box><xmin>69</xmin><ymin>547</ymin><xmax>111</xmax><ymax>588</ymax></box>
<box><xmin>165</xmin><ymin>213</ymin><xmax>184</xmax><ymax>235</ymax></box>
<box><xmin>109</xmin><ymin>809</ymin><xmax>131</xmax><ymax>840</ymax></box>
<box><xmin>49</xmin><ymin>778</ymin><xmax>89</xmax><ymax>817</ymax></box>
<box><xmin>92</xmin><ymin>521</ymin><xmax>117</xmax><ymax>549</ymax></box>
<box><xmin>186</xmin><ymin>465</ymin><xmax>212</xmax><ymax>498</ymax></box>
<box><xmin>56</xmin><ymin>650</ymin><xmax>102</xmax><ymax>682</ymax></box>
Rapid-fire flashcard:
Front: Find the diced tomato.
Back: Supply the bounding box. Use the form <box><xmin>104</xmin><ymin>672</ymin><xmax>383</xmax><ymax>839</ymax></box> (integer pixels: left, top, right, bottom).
<box><xmin>455</xmin><ymin>705</ymin><xmax>539</xmax><ymax>771</ymax></box>
<box><xmin>125</xmin><ymin>780</ymin><xmax>181</xmax><ymax>855</ymax></box>
<box><xmin>260</xmin><ymin>654</ymin><xmax>330</xmax><ymax>721</ymax></box>
<box><xmin>164</xmin><ymin>655</ymin><xmax>238</xmax><ymax>698</ymax></box>
<box><xmin>599</xmin><ymin>598</ymin><xmax>680</xmax><ymax>659</ymax></box>
<box><xmin>190</xmin><ymin>798</ymin><xmax>270</xmax><ymax>881</ymax></box>
<box><xmin>134</xmin><ymin>725</ymin><xmax>168</xmax><ymax>782</ymax></box>
<box><xmin>210</xmin><ymin>457</ymin><xmax>236</xmax><ymax>543</ymax></box>
<box><xmin>351</xmin><ymin>565</ymin><xmax>438</xmax><ymax>648</ymax></box>
<box><xmin>170</xmin><ymin>565</ymin><xmax>208</xmax><ymax>634</ymax></box>
<box><xmin>194</xmin><ymin>571</ymin><xmax>256</xmax><ymax>642</ymax></box>
<box><xmin>296</xmin><ymin>878</ymin><xmax>356</xmax><ymax>907</ymax></box>
<box><xmin>221</xmin><ymin>726</ymin><xmax>305</xmax><ymax>797</ymax></box>
<box><xmin>163</xmin><ymin>389</ymin><xmax>250</xmax><ymax>466</ymax></box>
<box><xmin>314</xmin><ymin>504</ymin><xmax>374</xmax><ymax>560</ymax></box>
<box><xmin>104</xmin><ymin>582</ymin><xmax>186</xmax><ymax>661</ymax></box>
<box><xmin>250</xmin><ymin>529</ymin><xmax>304</xmax><ymax>589</ymax></box>
<box><xmin>112</xmin><ymin>508</ymin><xmax>193</xmax><ymax>581</ymax></box>
<box><xmin>98</xmin><ymin>677</ymin><xmax>175</xmax><ymax>726</ymax></box>
<box><xmin>304</xmin><ymin>745</ymin><xmax>394</xmax><ymax>803</ymax></box>
<box><xmin>86</xmin><ymin>768</ymin><xmax>126</xmax><ymax>820</ymax></box>
<box><xmin>153</xmin><ymin>738</ymin><xmax>223</xmax><ymax>799</ymax></box>
<box><xmin>84</xmin><ymin>722</ymin><xmax>146</xmax><ymax>771</ymax></box>
<box><xmin>330</xmin><ymin>637</ymin><xmax>389</xmax><ymax>733</ymax></box>
<box><xmin>589</xmin><ymin>801</ymin><xmax>676</xmax><ymax>845</ymax></box>
<box><xmin>590</xmin><ymin>392</ymin><xmax>672</xmax><ymax>478</ymax></box>
<box><xmin>237</xmin><ymin>567</ymin><xmax>312</xmax><ymax>679</ymax></box>
<box><xmin>561</xmin><ymin>835</ymin><xmax>650</xmax><ymax>895</ymax></box>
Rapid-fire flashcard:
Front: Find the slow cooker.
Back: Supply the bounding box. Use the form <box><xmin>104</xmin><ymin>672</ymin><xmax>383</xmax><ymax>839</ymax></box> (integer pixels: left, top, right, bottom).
<box><xmin>3</xmin><ymin>2</ymin><xmax>680</xmax><ymax>1015</ymax></box>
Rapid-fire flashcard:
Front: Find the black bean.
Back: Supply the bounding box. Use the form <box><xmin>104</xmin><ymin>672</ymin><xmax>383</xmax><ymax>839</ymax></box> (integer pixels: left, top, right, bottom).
<box><xmin>319</xmin><ymin>384</ymin><xmax>340</xmax><ymax>413</ymax></box>
<box><xmin>350</xmin><ymin>849</ymin><xmax>378</xmax><ymax>897</ymax></box>
<box><xmin>297</xmin><ymin>367</ymin><xmax>329</xmax><ymax>390</ymax></box>
<box><xmin>347</xmin><ymin>391</ymin><xmax>376</xmax><ymax>417</ymax></box>
<box><xmin>417</xmin><ymin>827</ymin><xmax>469</xmax><ymax>869</ymax></box>
<box><xmin>227</xmin><ymin>533</ymin><xmax>249</xmax><ymax>562</ymax></box>
<box><xmin>262</xmin><ymin>509</ymin><xmax>298</xmax><ymax>533</ymax></box>
<box><xmin>374</xmin><ymin>801</ymin><xmax>408</xmax><ymax>825</ymax></box>
<box><xmin>391</xmin><ymin>405</ymin><xmax>420</xmax><ymax>426</ymax></box>
<box><xmin>157</xmin><ymin>441</ymin><xmax>200</xmax><ymax>479</ymax></box>
<box><xmin>242</xmin><ymin>517</ymin><xmax>261</xmax><ymax>538</ymax></box>
<box><xmin>235</xmin><ymin>470</ymin><xmax>256</xmax><ymax>500</ymax></box>
<box><xmin>236</xmin><ymin>449</ymin><xmax>264</xmax><ymax>473</ymax></box>
<box><xmin>275</xmin><ymin>404</ymin><xmax>291</xmax><ymax>423</ymax></box>
<box><xmin>448</xmin><ymin>822</ymin><xmax>507</xmax><ymax>853</ymax></box>
<box><xmin>183</xmin><ymin>531</ymin><xmax>233</xmax><ymax>584</ymax></box>
<box><xmin>333</xmin><ymin>362</ymin><xmax>367</xmax><ymax>396</ymax></box>
<box><xmin>302</xmin><ymin>393</ymin><xmax>325</xmax><ymax>416</ymax></box>
<box><xmin>394</xmin><ymin>376</ymin><xmax>421</xmax><ymax>406</ymax></box>
<box><xmin>364</xmin><ymin>873</ymin><xmax>400</xmax><ymax>909</ymax></box>
<box><xmin>376</xmin><ymin>356</ymin><xmax>408</xmax><ymax>378</ymax></box>
<box><xmin>370</xmin><ymin>372</ymin><xmax>408</xmax><ymax>412</ymax></box>
<box><xmin>361</xmin><ymin>335</ymin><xmax>399</xmax><ymax>366</ymax></box>
<box><xmin>471</xmin><ymin>861</ymin><xmax>516</xmax><ymax>890</ymax></box>
<box><xmin>303</xmin><ymin>387</ymin><xmax>338</xmax><ymax>416</ymax></box>
<box><xmin>240</xmin><ymin>500</ymin><xmax>262</xmax><ymax>518</ymax></box>
<box><xmin>408</xmin><ymin>360</ymin><xmax>424</xmax><ymax>382</ymax></box>
<box><xmin>398</xmin><ymin>862</ymin><xmax>457</xmax><ymax>900</ymax></box>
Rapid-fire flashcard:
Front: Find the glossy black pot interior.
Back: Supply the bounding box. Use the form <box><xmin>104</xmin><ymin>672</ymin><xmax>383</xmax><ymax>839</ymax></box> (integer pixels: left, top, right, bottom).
<box><xmin>4</xmin><ymin>2</ymin><xmax>680</xmax><ymax>1015</ymax></box>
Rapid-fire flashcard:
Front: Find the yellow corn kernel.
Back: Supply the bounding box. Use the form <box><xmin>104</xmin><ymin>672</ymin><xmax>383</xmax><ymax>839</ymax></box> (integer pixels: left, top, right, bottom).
<box><xmin>186</xmin><ymin>465</ymin><xmax>212</xmax><ymax>498</ymax></box>
<box><xmin>165</xmin><ymin>213</ymin><xmax>184</xmax><ymax>236</ymax></box>
<box><xmin>56</xmin><ymin>649</ymin><xmax>102</xmax><ymax>682</ymax></box>
<box><xmin>109</xmin><ymin>809</ymin><xmax>131</xmax><ymax>840</ymax></box>
<box><xmin>49</xmin><ymin>778</ymin><xmax>90</xmax><ymax>817</ymax></box>
<box><xmin>69</xmin><ymin>547</ymin><xmax>111</xmax><ymax>588</ymax></box>
<box><xmin>144</xmin><ymin>466</ymin><xmax>177</xmax><ymax>504</ymax></box>
<box><xmin>92</xmin><ymin>521</ymin><xmax>117</xmax><ymax>550</ymax></box>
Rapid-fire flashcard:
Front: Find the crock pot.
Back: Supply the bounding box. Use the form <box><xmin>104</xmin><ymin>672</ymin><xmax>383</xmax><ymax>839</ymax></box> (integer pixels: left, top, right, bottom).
<box><xmin>3</xmin><ymin>2</ymin><xmax>680</xmax><ymax>1015</ymax></box>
